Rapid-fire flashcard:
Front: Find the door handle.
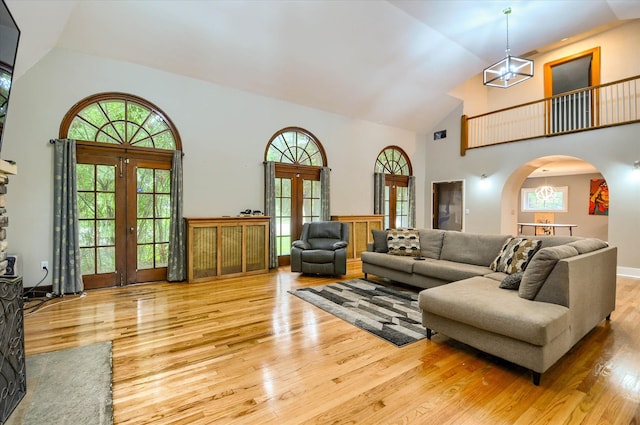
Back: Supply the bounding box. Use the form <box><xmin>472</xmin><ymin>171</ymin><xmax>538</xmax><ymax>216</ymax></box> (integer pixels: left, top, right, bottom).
<box><xmin>129</xmin><ymin>226</ymin><xmax>135</xmax><ymax>233</ymax></box>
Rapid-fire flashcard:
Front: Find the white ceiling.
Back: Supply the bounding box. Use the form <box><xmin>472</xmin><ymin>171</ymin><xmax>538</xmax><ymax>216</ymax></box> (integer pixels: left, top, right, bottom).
<box><xmin>6</xmin><ymin>0</ymin><xmax>640</xmax><ymax>137</ymax></box>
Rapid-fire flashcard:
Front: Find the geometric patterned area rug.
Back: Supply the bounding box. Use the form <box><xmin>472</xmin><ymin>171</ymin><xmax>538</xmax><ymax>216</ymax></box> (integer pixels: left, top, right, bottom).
<box><xmin>289</xmin><ymin>279</ymin><xmax>426</xmax><ymax>347</ymax></box>
<box><xmin>5</xmin><ymin>341</ymin><xmax>113</xmax><ymax>425</ymax></box>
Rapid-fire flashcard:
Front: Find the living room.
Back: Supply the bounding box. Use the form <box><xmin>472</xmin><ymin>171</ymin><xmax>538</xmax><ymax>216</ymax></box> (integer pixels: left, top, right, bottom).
<box><xmin>1</xmin><ymin>1</ymin><xmax>639</xmax><ymax>424</ymax></box>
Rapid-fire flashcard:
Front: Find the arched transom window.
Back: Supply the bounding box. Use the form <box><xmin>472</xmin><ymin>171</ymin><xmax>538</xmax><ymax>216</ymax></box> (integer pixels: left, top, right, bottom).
<box><xmin>61</xmin><ymin>92</ymin><xmax>180</xmax><ymax>150</ymax></box>
<box><xmin>265</xmin><ymin>127</ymin><xmax>326</xmax><ymax>166</ymax></box>
<box><xmin>375</xmin><ymin>146</ymin><xmax>412</xmax><ymax>176</ymax></box>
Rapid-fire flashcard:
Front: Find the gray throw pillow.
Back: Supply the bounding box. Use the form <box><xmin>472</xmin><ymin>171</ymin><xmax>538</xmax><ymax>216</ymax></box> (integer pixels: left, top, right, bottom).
<box><xmin>371</xmin><ymin>229</ymin><xmax>388</xmax><ymax>253</ymax></box>
<box><xmin>499</xmin><ymin>271</ymin><xmax>524</xmax><ymax>290</ymax></box>
<box><xmin>519</xmin><ymin>245</ymin><xmax>579</xmax><ymax>300</ymax></box>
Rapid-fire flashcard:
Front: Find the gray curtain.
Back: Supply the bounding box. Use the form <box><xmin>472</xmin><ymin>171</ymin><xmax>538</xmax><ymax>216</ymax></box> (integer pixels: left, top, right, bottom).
<box><xmin>264</xmin><ymin>161</ymin><xmax>277</xmax><ymax>268</ymax></box>
<box><xmin>373</xmin><ymin>172</ymin><xmax>385</xmax><ymax>216</ymax></box>
<box><xmin>408</xmin><ymin>175</ymin><xmax>416</xmax><ymax>228</ymax></box>
<box><xmin>320</xmin><ymin>166</ymin><xmax>331</xmax><ymax>221</ymax></box>
<box><xmin>167</xmin><ymin>150</ymin><xmax>186</xmax><ymax>281</ymax></box>
<box><xmin>52</xmin><ymin>139</ymin><xmax>83</xmax><ymax>295</ymax></box>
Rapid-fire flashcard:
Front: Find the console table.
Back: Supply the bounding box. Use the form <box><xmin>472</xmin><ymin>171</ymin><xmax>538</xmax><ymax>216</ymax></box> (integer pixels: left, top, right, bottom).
<box><xmin>185</xmin><ymin>216</ymin><xmax>270</xmax><ymax>283</ymax></box>
<box><xmin>518</xmin><ymin>222</ymin><xmax>577</xmax><ymax>236</ymax></box>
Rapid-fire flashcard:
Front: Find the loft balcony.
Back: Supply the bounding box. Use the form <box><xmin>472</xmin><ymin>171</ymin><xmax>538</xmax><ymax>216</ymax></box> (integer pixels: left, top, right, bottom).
<box><xmin>460</xmin><ymin>74</ymin><xmax>640</xmax><ymax>156</ymax></box>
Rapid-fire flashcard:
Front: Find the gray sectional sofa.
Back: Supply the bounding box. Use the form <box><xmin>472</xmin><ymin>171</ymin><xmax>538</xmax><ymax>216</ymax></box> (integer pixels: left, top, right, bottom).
<box><xmin>361</xmin><ymin>229</ymin><xmax>617</xmax><ymax>385</ymax></box>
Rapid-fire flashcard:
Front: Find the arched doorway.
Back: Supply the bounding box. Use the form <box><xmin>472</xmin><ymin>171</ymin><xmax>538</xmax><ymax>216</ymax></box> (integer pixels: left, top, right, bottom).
<box><xmin>501</xmin><ymin>155</ymin><xmax>608</xmax><ymax>241</ymax></box>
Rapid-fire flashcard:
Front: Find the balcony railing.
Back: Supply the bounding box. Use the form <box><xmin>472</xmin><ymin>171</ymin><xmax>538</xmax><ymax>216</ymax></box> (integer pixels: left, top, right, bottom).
<box><xmin>461</xmin><ymin>75</ymin><xmax>640</xmax><ymax>155</ymax></box>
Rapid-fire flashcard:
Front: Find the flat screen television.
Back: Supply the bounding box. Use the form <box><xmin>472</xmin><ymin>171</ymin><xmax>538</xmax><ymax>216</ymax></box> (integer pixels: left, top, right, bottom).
<box><xmin>0</xmin><ymin>0</ymin><xmax>20</xmax><ymax>154</ymax></box>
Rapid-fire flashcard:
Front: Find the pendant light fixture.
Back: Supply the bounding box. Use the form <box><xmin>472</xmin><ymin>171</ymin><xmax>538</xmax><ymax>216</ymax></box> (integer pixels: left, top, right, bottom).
<box><xmin>535</xmin><ymin>184</ymin><xmax>555</xmax><ymax>201</ymax></box>
<box><xmin>483</xmin><ymin>7</ymin><xmax>534</xmax><ymax>88</ymax></box>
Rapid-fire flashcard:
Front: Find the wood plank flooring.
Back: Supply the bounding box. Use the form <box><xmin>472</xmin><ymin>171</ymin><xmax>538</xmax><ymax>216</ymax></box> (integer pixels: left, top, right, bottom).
<box><xmin>21</xmin><ymin>263</ymin><xmax>640</xmax><ymax>424</ymax></box>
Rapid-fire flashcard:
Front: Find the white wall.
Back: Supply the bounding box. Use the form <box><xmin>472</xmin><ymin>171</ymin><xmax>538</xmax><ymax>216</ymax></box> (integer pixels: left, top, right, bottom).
<box><xmin>3</xmin><ymin>47</ymin><xmax>424</xmax><ymax>288</ymax></box>
<box><xmin>425</xmin><ymin>103</ymin><xmax>639</xmax><ymax>273</ymax></box>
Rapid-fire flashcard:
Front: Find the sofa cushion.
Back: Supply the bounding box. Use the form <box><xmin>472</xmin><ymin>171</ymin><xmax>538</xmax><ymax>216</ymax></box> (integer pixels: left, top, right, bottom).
<box><xmin>440</xmin><ymin>232</ymin><xmax>511</xmax><ymax>266</ymax></box>
<box><xmin>371</xmin><ymin>229</ymin><xmax>388</xmax><ymax>253</ymax></box>
<box><xmin>412</xmin><ymin>259</ymin><xmax>492</xmax><ymax>282</ymax></box>
<box><xmin>387</xmin><ymin>229</ymin><xmax>421</xmax><ymax>257</ymax></box>
<box><xmin>418</xmin><ymin>229</ymin><xmax>445</xmax><ymax>259</ymax></box>
<box><xmin>419</xmin><ymin>277</ymin><xmax>570</xmax><ymax>346</ymax></box>
<box><xmin>490</xmin><ymin>237</ymin><xmax>542</xmax><ymax>274</ymax></box>
<box><xmin>499</xmin><ymin>271</ymin><xmax>524</xmax><ymax>290</ymax></box>
<box><xmin>566</xmin><ymin>238</ymin><xmax>608</xmax><ymax>254</ymax></box>
<box><xmin>360</xmin><ymin>251</ymin><xmax>415</xmax><ymax>274</ymax></box>
<box><xmin>519</xmin><ymin>245</ymin><xmax>579</xmax><ymax>300</ymax></box>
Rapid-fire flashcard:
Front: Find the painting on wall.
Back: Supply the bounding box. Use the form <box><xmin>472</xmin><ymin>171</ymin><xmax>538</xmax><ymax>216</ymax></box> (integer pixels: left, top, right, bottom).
<box><xmin>589</xmin><ymin>178</ymin><xmax>609</xmax><ymax>215</ymax></box>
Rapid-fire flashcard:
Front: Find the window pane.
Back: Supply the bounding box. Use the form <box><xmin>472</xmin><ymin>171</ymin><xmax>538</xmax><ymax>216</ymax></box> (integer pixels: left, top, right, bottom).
<box><xmin>97</xmin><ymin>219</ymin><xmax>115</xmax><ymax>246</ymax></box>
<box><xmin>155</xmin><ymin>194</ymin><xmax>170</xmax><ymax>218</ymax></box>
<box><xmin>137</xmin><ymin>168</ymin><xmax>154</xmax><ymax>192</ymax></box>
<box><xmin>155</xmin><ymin>218</ymin><xmax>170</xmax><ymax>243</ymax></box>
<box><xmin>97</xmin><ymin>247</ymin><xmax>115</xmax><ymax>273</ymax></box>
<box><xmin>137</xmin><ymin>194</ymin><xmax>154</xmax><ymax>218</ymax></box>
<box><xmin>155</xmin><ymin>170</ymin><xmax>170</xmax><ymax>193</ymax></box>
<box><xmin>96</xmin><ymin>165</ymin><xmax>115</xmax><ymax>191</ymax></box>
<box><xmin>80</xmin><ymin>248</ymin><xmax>95</xmax><ymax>275</ymax></box>
<box><xmin>155</xmin><ymin>243</ymin><xmax>168</xmax><ymax>267</ymax></box>
<box><xmin>96</xmin><ymin>193</ymin><xmax>115</xmax><ymax>219</ymax></box>
<box><xmin>77</xmin><ymin>192</ymin><xmax>95</xmax><ymax>219</ymax></box>
<box><xmin>137</xmin><ymin>219</ymin><xmax>154</xmax><ymax>243</ymax></box>
<box><xmin>137</xmin><ymin>244</ymin><xmax>154</xmax><ymax>269</ymax></box>
<box><xmin>77</xmin><ymin>164</ymin><xmax>95</xmax><ymax>191</ymax></box>
<box><xmin>78</xmin><ymin>221</ymin><xmax>95</xmax><ymax>247</ymax></box>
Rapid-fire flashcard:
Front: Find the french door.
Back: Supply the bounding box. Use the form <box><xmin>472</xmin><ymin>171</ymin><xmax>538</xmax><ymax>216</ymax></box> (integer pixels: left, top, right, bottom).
<box><xmin>77</xmin><ymin>146</ymin><xmax>172</xmax><ymax>289</ymax></box>
<box><xmin>274</xmin><ymin>164</ymin><xmax>321</xmax><ymax>265</ymax></box>
<box><xmin>384</xmin><ymin>175</ymin><xmax>409</xmax><ymax>229</ymax></box>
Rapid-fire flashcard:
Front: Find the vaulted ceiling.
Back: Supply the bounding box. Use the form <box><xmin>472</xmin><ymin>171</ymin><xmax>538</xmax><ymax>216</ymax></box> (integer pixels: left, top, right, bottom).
<box><xmin>6</xmin><ymin>0</ymin><xmax>640</xmax><ymax>135</ymax></box>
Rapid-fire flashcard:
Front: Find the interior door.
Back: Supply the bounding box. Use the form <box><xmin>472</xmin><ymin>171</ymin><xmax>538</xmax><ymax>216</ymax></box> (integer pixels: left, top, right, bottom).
<box><xmin>432</xmin><ymin>181</ymin><xmax>464</xmax><ymax>231</ymax></box>
<box><xmin>77</xmin><ymin>147</ymin><xmax>172</xmax><ymax>289</ymax></box>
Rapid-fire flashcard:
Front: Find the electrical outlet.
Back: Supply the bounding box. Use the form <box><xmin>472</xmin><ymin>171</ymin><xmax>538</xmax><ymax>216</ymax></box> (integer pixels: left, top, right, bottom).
<box><xmin>41</xmin><ymin>261</ymin><xmax>48</xmax><ymax>270</ymax></box>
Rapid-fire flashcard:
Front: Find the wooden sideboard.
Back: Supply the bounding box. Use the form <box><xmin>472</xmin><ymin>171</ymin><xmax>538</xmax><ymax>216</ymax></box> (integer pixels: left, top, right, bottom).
<box><xmin>185</xmin><ymin>216</ymin><xmax>270</xmax><ymax>283</ymax></box>
<box><xmin>331</xmin><ymin>215</ymin><xmax>384</xmax><ymax>261</ymax></box>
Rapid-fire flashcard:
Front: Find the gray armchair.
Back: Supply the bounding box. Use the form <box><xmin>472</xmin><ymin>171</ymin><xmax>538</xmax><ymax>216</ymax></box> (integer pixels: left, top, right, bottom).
<box><xmin>291</xmin><ymin>221</ymin><xmax>350</xmax><ymax>275</ymax></box>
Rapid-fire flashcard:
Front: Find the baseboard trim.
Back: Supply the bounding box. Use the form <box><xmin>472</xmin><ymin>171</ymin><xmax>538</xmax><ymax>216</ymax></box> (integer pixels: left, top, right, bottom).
<box><xmin>617</xmin><ymin>267</ymin><xmax>640</xmax><ymax>279</ymax></box>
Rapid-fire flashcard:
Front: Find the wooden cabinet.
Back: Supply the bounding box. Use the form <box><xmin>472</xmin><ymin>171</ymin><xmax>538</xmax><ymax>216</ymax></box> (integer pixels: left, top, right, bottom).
<box><xmin>331</xmin><ymin>215</ymin><xmax>384</xmax><ymax>261</ymax></box>
<box><xmin>185</xmin><ymin>217</ymin><xmax>269</xmax><ymax>283</ymax></box>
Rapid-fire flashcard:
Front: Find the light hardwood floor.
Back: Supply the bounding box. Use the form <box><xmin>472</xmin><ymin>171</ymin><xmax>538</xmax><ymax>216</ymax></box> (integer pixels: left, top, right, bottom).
<box><xmin>22</xmin><ymin>263</ymin><xmax>640</xmax><ymax>424</ymax></box>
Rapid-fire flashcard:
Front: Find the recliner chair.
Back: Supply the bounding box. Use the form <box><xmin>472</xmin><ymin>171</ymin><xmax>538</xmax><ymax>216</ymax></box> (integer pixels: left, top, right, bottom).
<box><xmin>291</xmin><ymin>221</ymin><xmax>350</xmax><ymax>275</ymax></box>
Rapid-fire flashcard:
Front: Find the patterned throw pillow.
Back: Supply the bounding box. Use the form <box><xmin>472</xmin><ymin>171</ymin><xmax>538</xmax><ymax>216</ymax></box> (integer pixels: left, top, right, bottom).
<box><xmin>490</xmin><ymin>237</ymin><xmax>542</xmax><ymax>274</ymax></box>
<box><xmin>499</xmin><ymin>271</ymin><xmax>524</xmax><ymax>290</ymax></box>
<box><xmin>386</xmin><ymin>229</ymin><xmax>421</xmax><ymax>256</ymax></box>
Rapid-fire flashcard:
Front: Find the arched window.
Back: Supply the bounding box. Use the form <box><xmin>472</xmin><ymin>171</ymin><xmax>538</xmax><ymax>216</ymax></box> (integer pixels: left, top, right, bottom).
<box><xmin>374</xmin><ymin>146</ymin><xmax>414</xmax><ymax>229</ymax></box>
<box><xmin>61</xmin><ymin>92</ymin><xmax>180</xmax><ymax>150</ymax></box>
<box><xmin>60</xmin><ymin>92</ymin><xmax>182</xmax><ymax>289</ymax></box>
<box><xmin>264</xmin><ymin>127</ymin><xmax>328</xmax><ymax>263</ymax></box>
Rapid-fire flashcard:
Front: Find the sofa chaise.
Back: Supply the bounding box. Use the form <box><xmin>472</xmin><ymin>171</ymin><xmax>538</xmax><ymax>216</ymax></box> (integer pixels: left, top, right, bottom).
<box><xmin>361</xmin><ymin>228</ymin><xmax>617</xmax><ymax>385</ymax></box>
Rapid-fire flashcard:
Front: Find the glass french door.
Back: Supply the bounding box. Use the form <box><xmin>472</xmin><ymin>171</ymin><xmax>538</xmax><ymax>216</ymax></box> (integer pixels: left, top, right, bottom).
<box><xmin>273</xmin><ymin>165</ymin><xmax>321</xmax><ymax>265</ymax></box>
<box><xmin>77</xmin><ymin>148</ymin><xmax>172</xmax><ymax>289</ymax></box>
